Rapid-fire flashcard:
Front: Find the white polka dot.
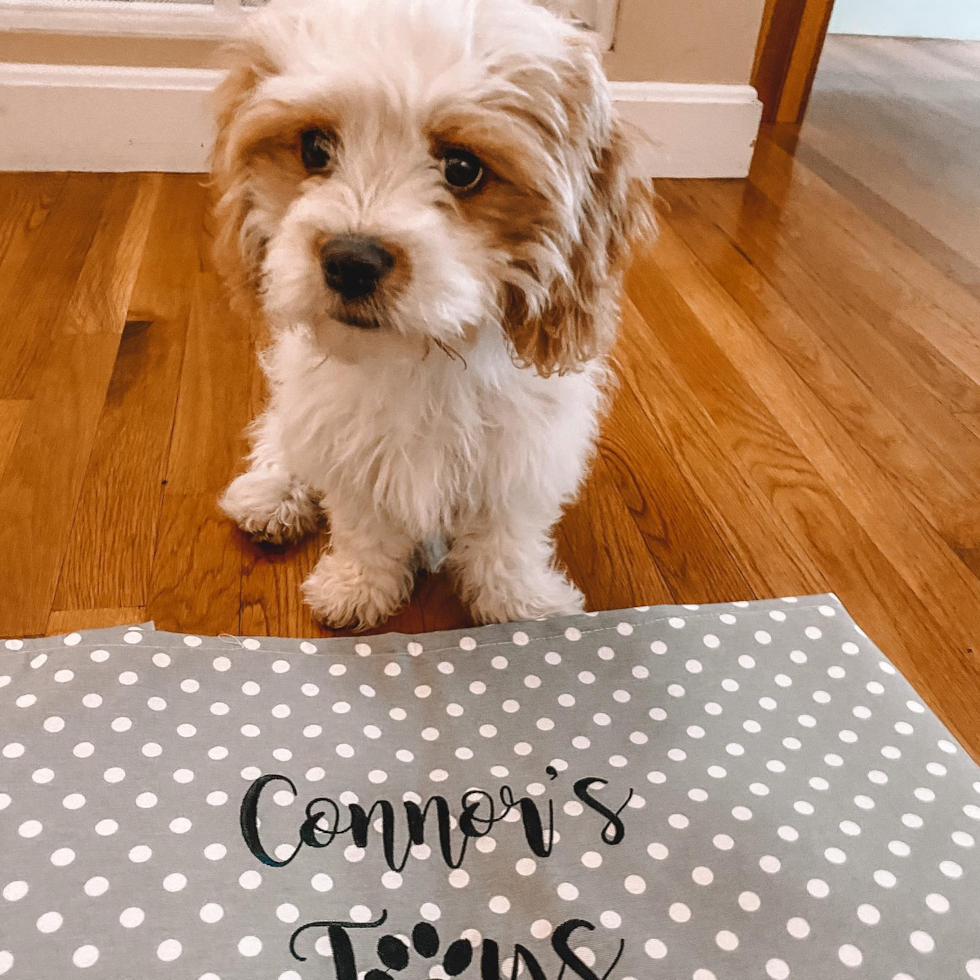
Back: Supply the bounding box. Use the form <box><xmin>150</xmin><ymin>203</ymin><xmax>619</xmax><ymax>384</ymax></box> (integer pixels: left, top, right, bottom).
<box><xmin>204</xmin><ymin>843</ymin><xmax>226</xmax><ymax>861</ymax></box>
<box><xmin>129</xmin><ymin>845</ymin><xmax>152</xmax><ymax>863</ymax></box>
<box><xmin>531</xmin><ymin>920</ymin><xmax>552</xmax><ymax>939</ymax></box>
<box><xmin>557</xmin><ymin>882</ymin><xmax>579</xmax><ymax>900</ymax></box>
<box><xmin>766</xmin><ymin>959</ymin><xmax>790</xmax><ymax>980</ymax></box>
<box><xmin>163</xmin><ymin>873</ymin><xmax>187</xmax><ymax>892</ymax></box>
<box><xmin>874</xmin><ymin>869</ymin><xmax>897</xmax><ymax>888</ymax></box>
<box><xmin>739</xmin><ymin>892</ymin><xmax>761</xmax><ymax>912</ymax></box>
<box><xmin>967</xmin><ymin>961</ymin><xmax>980</xmax><ymax>980</ymax></box>
<box><xmin>95</xmin><ymin>819</ymin><xmax>118</xmax><ymax>836</ymax></box>
<box><xmin>512</xmin><ymin>632</ymin><xmax>529</xmax><ymax>645</ymax></box>
<box><xmin>156</xmin><ymin>939</ymin><xmax>182</xmax><ymax>962</ymax></box>
<box><xmin>2</xmin><ymin>881</ymin><xmax>28</xmax><ymax>902</ymax></box>
<box><xmin>838</xmin><ymin>944</ymin><xmax>862</xmax><ymax>967</ymax></box>
<box><xmin>311</xmin><ymin>874</ymin><xmax>333</xmax><ymax>892</ymax></box>
<box><xmin>136</xmin><ymin>792</ymin><xmax>157</xmax><ymax>808</ymax></box>
<box><xmin>239</xmin><ymin>870</ymin><xmax>261</xmax><ymax>889</ymax></box>
<box><xmin>73</xmin><ymin>945</ymin><xmax>99</xmax><ymax>968</ymax></box>
<box><xmin>807</xmin><ymin>879</ymin><xmax>830</xmax><ymax>898</ymax></box>
<box><xmin>600</xmin><ymin>911</ymin><xmax>621</xmax><ymax>929</ymax></box>
<box><xmin>624</xmin><ymin>875</ymin><xmax>646</xmax><ymax>895</ymax></box>
<box><xmin>51</xmin><ymin>847</ymin><xmax>75</xmax><ymax>867</ymax></box>
<box><xmin>18</xmin><ymin>821</ymin><xmax>42</xmax><ymax>839</ymax></box>
<box><xmin>37</xmin><ymin>911</ymin><xmax>63</xmax><ymax>933</ymax></box>
<box><xmin>645</xmin><ymin>939</ymin><xmax>667</xmax><ymax>959</ymax></box>
<box><xmin>62</xmin><ymin>793</ymin><xmax>85</xmax><ymax>810</ymax></box>
<box><xmin>787</xmin><ymin>916</ymin><xmax>810</xmax><ymax>937</ymax></box>
<box><xmin>647</xmin><ymin>843</ymin><xmax>669</xmax><ymax>860</ymax></box>
<box><xmin>940</xmin><ymin>860</ymin><xmax>963</xmax><ymax>878</ymax></box>
<box><xmin>925</xmin><ymin>892</ymin><xmax>949</xmax><ymax>914</ymax></box>
<box><xmin>716</xmin><ymin>931</ymin><xmax>739</xmax><ymax>951</ymax></box>
<box><xmin>669</xmin><ymin>902</ymin><xmax>691</xmax><ymax>923</ymax></box>
<box><xmin>119</xmin><ymin>907</ymin><xmax>144</xmax><ymax>928</ymax></box>
<box><xmin>32</xmin><ymin>769</ymin><xmax>53</xmax><ymax>784</ymax></box>
<box><xmin>856</xmin><ymin>904</ymin><xmax>880</xmax><ymax>925</ymax></box>
<box><xmin>238</xmin><ymin>936</ymin><xmax>262</xmax><ymax>956</ymax></box>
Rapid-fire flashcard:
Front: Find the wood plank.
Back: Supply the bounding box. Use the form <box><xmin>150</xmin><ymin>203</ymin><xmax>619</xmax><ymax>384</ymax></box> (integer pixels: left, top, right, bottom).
<box><xmin>672</xmin><ymin>178</ymin><xmax>980</xmax><ymax>523</ymax></box>
<box><xmin>0</xmin><ymin>174</ymin><xmax>112</xmax><ymax>399</ymax></box>
<box><xmin>753</xmin><ymin>135</ymin><xmax>980</xmax><ymax>390</ymax></box>
<box><xmin>767</xmin><ymin>127</ymin><xmax>980</xmax><ymax>300</ymax></box>
<box><xmin>557</xmin><ymin>453</ymin><xmax>674</xmax><ymax>611</ymax></box>
<box><xmin>958</xmin><ymin>413</ymin><xmax>980</xmax><ymax>441</ymax></box>
<box><xmin>614</xmin><ymin>297</ymin><xmax>825</xmax><ymax>600</ymax></box>
<box><xmin>0</xmin><ymin>400</ymin><xmax>28</xmax><ymax>482</ymax></box>
<box><xmin>656</xmin><ymin>185</ymin><xmax>980</xmax><ymax>543</ymax></box>
<box><xmin>0</xmin><ymin>334</ymin><xmax>121</xmax><ymax>637</ymax></box>
<box><xmin>0</xmin><ymin>173</ymin><xmax>66</xmax><ymax>278</ymax></box>
<box><xmin>62</xmin><ymin>173</ymin><xmax>162</xmax><ymax>335</ymax></box>
<box><xmin>47</xmin><ymin>607</ymin><xmax>147</xmax><ymax>634</ymax></box>
<box><xmin>627</xmin><ymin>226</ymin><xmax>980</xmax><ymax>753</ymax></box>
<box><xmin>599</xmin><ymin>359</ymin><xmax>757</xmax><ymax>603</ymax></box>
<box><xmin>165</xmin><ymin>272</ymin><xmax>255</xmax><ymax>493</ymax></box>
<box><xmin>147</xmin><ymin>491</ymin><xmax>243</xmax><ymax>635</ymax></box>
<box><xmin>654</xmin><ymin>211</ymin><xmax>980</xmax><ymax>628</ymax></box>
<box><xmin>53</xmin><ymin>178</ymin><xmax>206</xmax><ymax>612</ymax></box>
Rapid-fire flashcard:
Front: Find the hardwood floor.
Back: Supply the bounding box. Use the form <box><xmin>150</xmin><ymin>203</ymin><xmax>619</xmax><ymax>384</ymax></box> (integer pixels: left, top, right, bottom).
<box><xmin>2</xmin><ymin>41</ymin><xmax>979</xmax><ymax>758</ymax></box>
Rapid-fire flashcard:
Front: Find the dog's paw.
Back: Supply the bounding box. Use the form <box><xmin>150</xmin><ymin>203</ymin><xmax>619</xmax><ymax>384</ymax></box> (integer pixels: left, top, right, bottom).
<box><xmin>219</xmin><ymin>468</ymin><xmax>319</xmax><ymax>545</ymax></box>
<box><xmin>469</xmin><ymin>567</ymin><xmax>585</xmax><ymax>625</ymax></box>
<box><xmin>302</xmin><ymin>553</ymin><xmax>412</xmax><ymax>629</ymax></box>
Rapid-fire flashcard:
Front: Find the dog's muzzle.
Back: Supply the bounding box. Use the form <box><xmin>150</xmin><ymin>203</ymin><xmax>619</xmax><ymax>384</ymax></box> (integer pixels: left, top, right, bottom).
<box><xmin>320</xmin><ymin>235</ymin><xmax>394</xmax><ymax>307</ymax></box>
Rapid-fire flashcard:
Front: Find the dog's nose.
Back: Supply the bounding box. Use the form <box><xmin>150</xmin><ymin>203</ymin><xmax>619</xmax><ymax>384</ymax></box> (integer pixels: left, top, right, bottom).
<box><xmin>320</xmin><ymin>235</ymin><xmax>394</xmax><ymax>301</ymax></box>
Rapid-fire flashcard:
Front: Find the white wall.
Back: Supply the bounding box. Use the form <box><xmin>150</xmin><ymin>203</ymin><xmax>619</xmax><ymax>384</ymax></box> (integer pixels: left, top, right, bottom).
<box><xmin>829</xmin><ymin>0</ymin><xmax>980</xmax><ymax>41</ymax></box>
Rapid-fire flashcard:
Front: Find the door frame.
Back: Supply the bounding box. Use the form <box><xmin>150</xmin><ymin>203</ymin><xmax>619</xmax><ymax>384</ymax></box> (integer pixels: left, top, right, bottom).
<box><xmin>752</xmin><ymin>0</ymin><xmax>836</xmax><ymax>124</ymax></box>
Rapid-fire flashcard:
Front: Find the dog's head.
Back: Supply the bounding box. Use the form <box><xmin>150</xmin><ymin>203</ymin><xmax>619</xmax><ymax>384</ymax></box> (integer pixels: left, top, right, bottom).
<box><xmin>211</xmin><ymin>0</ymin><xmax>655</xmax><ymax>374</ymax></box>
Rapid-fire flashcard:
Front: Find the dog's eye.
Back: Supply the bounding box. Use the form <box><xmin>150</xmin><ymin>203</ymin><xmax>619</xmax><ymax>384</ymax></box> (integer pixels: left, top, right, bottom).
<box><xmin>442</xmin><ymin>149</ymin><xmax>485</xmax><ymax>193</ymax></box>
<box><xmin>300</xmin><ymin>129</ymin><xmax>335</xmax><ymax>172</ymax></box>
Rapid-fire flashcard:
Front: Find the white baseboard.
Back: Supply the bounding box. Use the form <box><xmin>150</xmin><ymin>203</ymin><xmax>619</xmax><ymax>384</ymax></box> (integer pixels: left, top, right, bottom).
<box><xmin>0</xmin><ymin>64</ymin><xmax>762</xmax><ymax>178</ymax></box>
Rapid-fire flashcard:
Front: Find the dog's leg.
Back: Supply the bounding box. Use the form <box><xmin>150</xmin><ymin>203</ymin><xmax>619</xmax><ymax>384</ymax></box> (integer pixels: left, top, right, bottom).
<box><xmin>219</xmin><ymin>408</ymin><xmax>319</xmax><ymax>544</ymax></box>
<box><xmin>302</xmin><ymin>504</ymin><xmax>416</xmax><ymax>629</ymax></box>
<box><xmin>449</xmin><ymin>509</ymin><xmax>584</xmax><ymax>625</ymax></box>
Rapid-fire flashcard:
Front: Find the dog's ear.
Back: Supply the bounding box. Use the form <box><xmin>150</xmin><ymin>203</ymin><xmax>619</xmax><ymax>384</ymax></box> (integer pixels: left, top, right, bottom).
<box><xmin>503</xmin><ymin>39</ymin><xmax>657</xmax><ymax>377</ymax></box>
<box><xmin>210</xmin><ymin>38</ymin><xmax>276</xmax><ymax>314</ymax></box>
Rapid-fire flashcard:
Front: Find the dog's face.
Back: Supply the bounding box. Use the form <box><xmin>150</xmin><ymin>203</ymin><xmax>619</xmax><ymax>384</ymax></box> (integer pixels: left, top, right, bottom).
<box><xmin>212</xmin><ymin>0</ymin><xmax>655</xmax><ymax>374</ymax></box>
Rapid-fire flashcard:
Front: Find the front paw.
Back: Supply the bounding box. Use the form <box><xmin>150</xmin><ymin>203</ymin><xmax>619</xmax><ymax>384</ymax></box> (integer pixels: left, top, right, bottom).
<box><xmin>219</xmin><ymin>468</ymin><xmax>319</xmax><ymax>545</ymax></box>
<box><xmin>469</xmin><ymin>567</ymin><xmax>585</xmax><ymax>625</ymax></box>
<box><xmin>302</xmin><ymin>553</ymin><xmax>413</xmax><ymax>629</ymax></box>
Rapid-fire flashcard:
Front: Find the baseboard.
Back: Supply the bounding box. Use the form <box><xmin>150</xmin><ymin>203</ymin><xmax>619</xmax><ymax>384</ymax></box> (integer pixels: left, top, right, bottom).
<box><xmin>0</xmin><ymin>64</ymin><xmax>762</xmax><ymax>178</ymax></box>
<box><xmin>613</xmin><ymin>82</ymin><xmax>762</xmax><ymax>179</ymax></box>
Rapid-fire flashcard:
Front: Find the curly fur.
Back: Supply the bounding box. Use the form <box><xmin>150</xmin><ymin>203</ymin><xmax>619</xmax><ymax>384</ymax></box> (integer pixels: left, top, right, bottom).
<box><xmin>213</xmin><ymin>0</ymin><xmax>656</xmax><ymax>628</ymax></box>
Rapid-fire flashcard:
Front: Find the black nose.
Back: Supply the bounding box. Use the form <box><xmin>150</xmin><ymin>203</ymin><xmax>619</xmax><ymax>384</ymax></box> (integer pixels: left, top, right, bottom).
<box><xmin>320</xmin><ymin>235</ymin><xmax>394</xmax><ymax>301</ymax></box>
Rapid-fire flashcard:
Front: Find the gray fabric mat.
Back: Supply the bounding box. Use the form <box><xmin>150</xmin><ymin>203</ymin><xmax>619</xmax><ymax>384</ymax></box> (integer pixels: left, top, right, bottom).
<box><xmin>1</xmin><ymin>595</ymin><xmax>978</xmax><ymax>980</ymax></box>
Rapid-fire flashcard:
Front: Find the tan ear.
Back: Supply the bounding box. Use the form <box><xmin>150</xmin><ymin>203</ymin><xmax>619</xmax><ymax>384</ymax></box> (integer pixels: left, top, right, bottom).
<box><xmin>505</xmin><ymin>118</ymin><xmax>657</xmax><ymax>377</ymax></box>
<box><xmin>209</xmin><ymin>38</ymin><xmax>275</xmax><ymax>314</ymax></box>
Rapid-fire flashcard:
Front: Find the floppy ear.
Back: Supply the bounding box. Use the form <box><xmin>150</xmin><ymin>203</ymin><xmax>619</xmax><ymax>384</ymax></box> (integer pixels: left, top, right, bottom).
<box><xmin>210</xmin><ymin>38</ymin><xmax>276</xmax><ymax>315</ymax></box>
<box><xmin>503</xmin><ymin>38</ymin><xmax>657</xmax><ymax>377</ymax></box>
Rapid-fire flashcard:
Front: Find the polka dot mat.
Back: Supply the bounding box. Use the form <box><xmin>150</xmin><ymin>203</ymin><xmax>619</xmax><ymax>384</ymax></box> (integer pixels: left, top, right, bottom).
<box><xmin>1</xmin><ymin>596</ymin><xmax>978</xmax><ymax>979</ymax></box>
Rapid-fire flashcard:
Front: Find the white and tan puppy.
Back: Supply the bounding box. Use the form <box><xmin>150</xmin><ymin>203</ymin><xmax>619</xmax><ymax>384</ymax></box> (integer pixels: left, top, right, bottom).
<box><xmin>212</xmin><ymin>0</ymin><xmax>655</xmax><ymax>629</ymax></box>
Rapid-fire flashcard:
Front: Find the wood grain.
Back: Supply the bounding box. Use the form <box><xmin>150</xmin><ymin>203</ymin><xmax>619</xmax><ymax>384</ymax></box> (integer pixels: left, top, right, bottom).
<box><xmin>0</xmin><ymin>335</ymin><xmax>121</xmax><ymax>636</ymax></box>
<box><xmin>0</xmin><ymin>400</ymin><xmax>28</xmax><ymax>482</ymax></box>
<box><xmin>147</xmin><ymin>491</ymin><xmax>242</xmax><ymax>635</ymax></box>
<box><xmin>557</xmin><ymin>452</ymin><xmax>674</xmax><ymax>612</ymax></box>
<box><xmin>0</xmin><ymin>174</ymin><xmax>111</xmax><ymax>399</ymax></box>
<box><xmin>63</xmin><ymin>173</ymin><xmax>162</xmax><ymax>335</ymax></box>
<box><xmin>47</xmin><ymin>607</ymin><xmax>147</xmax><ymax>634</ymax></box>
<box><xmin>54</xmin><ymin>179</ymin><xmax>206</xmax><ymax>611</ymax></box>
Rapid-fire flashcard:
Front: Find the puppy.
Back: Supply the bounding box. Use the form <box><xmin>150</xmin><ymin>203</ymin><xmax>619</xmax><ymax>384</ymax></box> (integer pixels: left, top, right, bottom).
<box><xmin>212</xmin><ymin>0</ymin><xmax>655</xmax><ymax>629</ymax></box>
